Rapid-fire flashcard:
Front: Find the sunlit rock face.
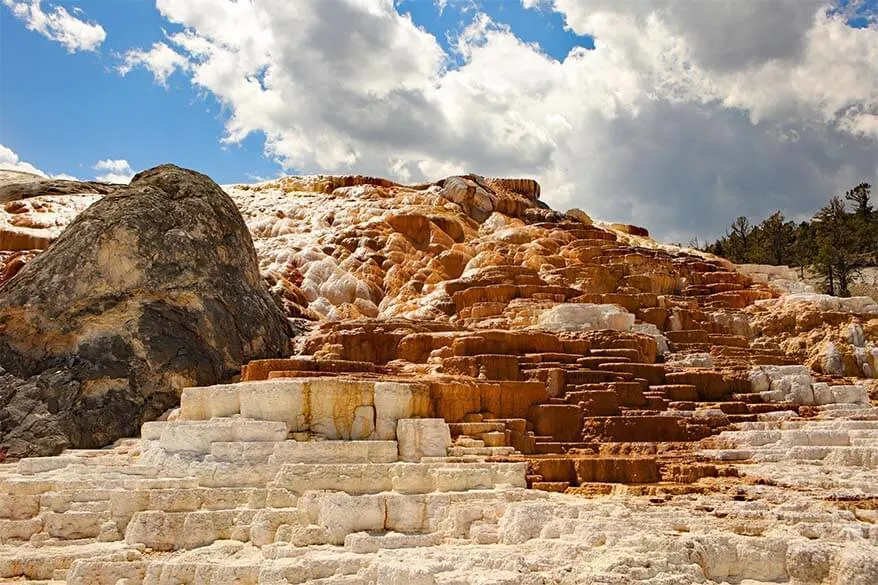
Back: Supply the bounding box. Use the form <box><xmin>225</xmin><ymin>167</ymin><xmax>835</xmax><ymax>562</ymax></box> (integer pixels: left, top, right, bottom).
<box><xmin>0</xmin><ymin>169</ymin><xmax>876</xmax><ymax>584</ymax></box>
<box><xmin>0</xmin><ymin>166</ymin><xmax>291</xmax><ymax>458</ymax></box>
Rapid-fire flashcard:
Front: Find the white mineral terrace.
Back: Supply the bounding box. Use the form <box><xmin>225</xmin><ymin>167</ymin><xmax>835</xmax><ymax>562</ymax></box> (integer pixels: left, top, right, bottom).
<box><xmin>1</xmin><ymin>378</ymin><xmax>877</xmax><ymax>584</ymax></box>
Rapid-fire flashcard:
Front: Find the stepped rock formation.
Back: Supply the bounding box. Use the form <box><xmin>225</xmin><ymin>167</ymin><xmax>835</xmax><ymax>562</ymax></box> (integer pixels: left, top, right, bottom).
<box><xmin>0</xmin><ymin>165</ymin><xmax>291</xmax><ymax>458</ymax></box>
<box><xmin>0</xmin><ymin>167</ymin><xmax>876</xmax><ymax>583</ymax></box>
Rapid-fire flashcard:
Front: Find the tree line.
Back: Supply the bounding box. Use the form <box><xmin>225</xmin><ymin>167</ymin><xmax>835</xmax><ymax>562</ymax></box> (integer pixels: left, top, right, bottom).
<box><xmin>702</xmin><ymin>183</ymin><xmax>877</xmax><ymax>297</ymax></box>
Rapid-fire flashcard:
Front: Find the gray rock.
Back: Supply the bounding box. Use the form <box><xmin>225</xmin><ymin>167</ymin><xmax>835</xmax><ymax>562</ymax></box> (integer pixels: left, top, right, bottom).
<box><xmin>0</xmin><ymin>179</ymin><xmax>122</xmax><ymax>203</ymax></box>
<box><xmin>0</xmin><ymin>164</ymin><xmax>292</xmax><ymax>457</ymax></box>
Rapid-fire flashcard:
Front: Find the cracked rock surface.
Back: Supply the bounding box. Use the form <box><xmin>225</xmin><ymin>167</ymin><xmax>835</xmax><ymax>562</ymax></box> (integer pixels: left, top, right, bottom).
<box><xmin>0</xmin><ymin>165</ymin><xmax>291</xmax><ymax>458</ymax></box>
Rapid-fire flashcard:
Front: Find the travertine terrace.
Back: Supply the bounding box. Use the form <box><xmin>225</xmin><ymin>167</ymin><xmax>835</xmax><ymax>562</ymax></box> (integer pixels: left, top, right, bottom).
<box><xmin>0</xmin><ymin>171</ymin><xmax>876</xmax><ymax>583</ymax></box>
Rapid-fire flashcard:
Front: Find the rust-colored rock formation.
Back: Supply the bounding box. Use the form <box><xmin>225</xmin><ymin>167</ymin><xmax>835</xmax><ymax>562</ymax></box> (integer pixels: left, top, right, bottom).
<box><xmin>0</xmin><ymin>171</ymin><xmax>875</xmax><ymax>492</ymax></box>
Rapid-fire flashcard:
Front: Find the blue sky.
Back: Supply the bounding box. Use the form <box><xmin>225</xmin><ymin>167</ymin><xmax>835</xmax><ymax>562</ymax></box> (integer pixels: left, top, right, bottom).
<box><xmin>1</xmin><ymin>0</ymin><xmax>272</xmax><ymax>181</ymax></box>
<box><xmin>1</xmin><ymin>1</ymin><xmax>877</xmax><ymax>242</ymax></box>
<box><xmin>0</xmin><ymin>0</ymin><xmax>592</xmax><ymax>183</ymax></box>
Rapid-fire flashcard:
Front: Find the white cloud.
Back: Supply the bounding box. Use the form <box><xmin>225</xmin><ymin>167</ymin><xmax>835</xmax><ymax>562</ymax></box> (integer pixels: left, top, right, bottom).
<box><xmin>117</xmin><ymin>41</ymin><xmax>189</xmax><ymax>86</ymax></box>
<box><xmin>127</xmin><ymin>0</ymin><xmax>878</xmax><ymax>241</ymax></box>
<box><xmin>0</xmin><ymin>144</ymin><xmax>48</xmax><ymax>177</ymax></box>
<box><xmin>0</xmin><ymin>144</ymin><xmax>83</xmax><ymax>180</ymax></box>
<box><xmin>2</xmin><ymin>0</ymin><xmax>106</xmax><ymax>53</ymax></box>
<box><xmin>0</xmin><ymin>148</ymin><xmax>135</xmax><ymax>184</ymax></box>
<box><xmin>94</xmin><ymin>159</ymin><xmax>133</xmax><ymax>183</ymax></box>
<box><xmin>51</xmin><ymin>173</ymin><xmax>79</xmax><ymax>181</ymax></box>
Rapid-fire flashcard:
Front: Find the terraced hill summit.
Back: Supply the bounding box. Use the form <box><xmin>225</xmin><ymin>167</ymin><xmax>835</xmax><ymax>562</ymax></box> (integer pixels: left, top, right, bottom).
<box><xmin>0</xmin><ymin>165</ymin><xmax>876</xmax><ymax>584</ymax></box>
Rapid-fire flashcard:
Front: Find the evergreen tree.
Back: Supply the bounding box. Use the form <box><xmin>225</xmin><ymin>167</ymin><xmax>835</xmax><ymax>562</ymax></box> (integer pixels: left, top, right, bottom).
<box><xmin>701</xmin><ymin>181</ymin><xmax>876</xmax><ymax>292</ymax></box>
<box><xmin>843</xmin><ymin>182</ymin><xmax>877</xmax><ymax>265</ymax></box>
<box><xmin>791</xmin><ymin>221</ymin><xmax>815</xmax><ymax>278</ymax></box>
<box><xmin>845</xmin><ymin>182</ymin><xmax>873</xmax><ymax>219</ymax></box>
<box><xmin>725</xmin><ymin>216</ymin><xmax>753</xmax><ymax>263</ymax></box>
<box><xmin>813</xmin><ymin>197</ymin><xmax>860</xmax><ymax>297</ymax></box>
<box><xmin>756</xmin><ymin>211</ymin><xmax>795</xmax><ymax>265</ymax></box>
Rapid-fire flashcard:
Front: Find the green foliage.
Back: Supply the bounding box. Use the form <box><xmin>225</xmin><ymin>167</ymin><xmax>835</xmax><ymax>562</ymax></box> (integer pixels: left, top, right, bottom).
<box><xmin>813</xmin><ymin>197</ymin><xmax>860</xmax><ymax>296</ymax></box>
<box><xmin>845</xmin><ymin>182</ymin><xmax>873</xmax><ymax>219</ymax></box>
<box><xmin>703</xmin><ymin>182</ymin><xmax>877</xmax><ymax>297</ymax></box>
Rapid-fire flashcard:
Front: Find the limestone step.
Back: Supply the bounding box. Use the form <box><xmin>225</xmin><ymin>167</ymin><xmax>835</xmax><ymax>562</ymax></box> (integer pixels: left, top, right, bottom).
<box><xmin>665</xmin><ymin>371</ymin><xmax>729</xmax><ymax>401</ymax></box>
<box><xmin>344</xmin><ymin>531</ymin><xmax>444</xmax><ymax>553</ymax></box>
<box><xmin>243</xmin><ymin>358</ymin><xmax>377</xmax><ymax>381</ymax></box>
<box><xmin>528</xmin><ymin>456</ymin><xmax>660</xmax><ymax>484</ymax></box>
<box><xmin>748</xmin><ymin>403</ymin><xmax>799</xmax><ymax>415</ymax></box>
<box><xmin>447</xmin><ymin>422</ymin><xmax>506</xmax><ymax>435</ymax></box>
<box><xmin>582</xmin><ymin>416</ymin><xmax>695</xmax><ymax>442</ymax></box>
<box><xmin>530</xmin><ymin>481</ymin><xmax>570</xmax><ymax>492</ymax></box>
<box><xmin>644</xmin><ymin>396</ymin><xmax>669</xmax><ymax>410</ymax></box>
<box><xmin>726</xmin><ymin>414</ymin><xmax>758</xmax><ymax>423</ymax></box>
<box><xmin>208</xmin><ymin>440</ymin><xmax>400</xmax><ymax>464</ymax></box>
<box><xmin>0</xmin><ymin>541</ymin><xmax>132</xmax><ymax>581</ymax></box>
<box><xmin>269</xmin><ymin>461</ymin><xmax>527</xmax><ymax>495</ymax></box>
<box><xmin>665</xmin><ymin>330</ymin><xmax>710</xmax><ymax>344</ymax></box>
<box><xmin>480</xmin><ymin>431</ymin><xmax>507</xmax><ymax>447</ymax></box>
<box><xmin>454</xmin><ymin>437</ymin><xmax>486</xmax><ymax>448</ymax></box>
<box><xmin>715</xmin><ymin>402</ymin><xmax>750</xmax><ymax>415</ymax></box>
<box><xmin>732</xmin><ymin>393</ymin><xmax>766</xmax><ymax>404</ymax></box>
<box><xmin>142</xmin><ymin>419</ymin><xmax>290</xmax><ymax>455</ymax></box>
<box><xmin>176</xmin><ymin>378</ymin><xmax>431</xmax><ymax>441</ymax></box>
<box><xmin>533</xmin><ymin>443</ymin><xmax>565</xmax><ymax>454</ymax></box>
<box><xmin>588</xmin><ymin>348</ymin><xmax>643</xmax><ymax>361</ymax></box>
<box><xmin>446</xmin><ymin>446</ymin><xmax>516</xmax><ymax>457</ymax></box>
<box><xmin>650</xmin><ymin>384</ymin><xmax>698</xmax><ymax>402</ymax></box>
<box><xmin>484</xmin><ymin>418</ymin><xmax>528</xmax><ymax>433</ymax></box>
<box><xmin>597</xmin><ymin>363</ymin><xmax>665</xmax><ymax>386</ymax></box>
<box><xmin>715</xmin><ymin>428</ymin><xmax>853</xmax><ymax>448</ymax></box>
<box><xmin>565</xmin><ymin>369</ymin><xmax>634</xmax><ymax>385</ymax></box>
<box><xmin>699</xmin><ymin>449</ymin><xmax>755</xmax><ymax>461</ymax></box>
<box><xmin>523</xmin><ymin>352</ymin><xmax>585</xmax><ymax>364</ymax></box>
<box><xmin>565</xmin><ymin>390</ymin><xmax>620</xmax><ymax>416</ymax></box>
<box><xmin>746</xmin><ymin>446</ymin><xmax>878</xmax><ymax>466</ymax></box>
<box><xmin>576</xmin><ymin>356</ymin><xmax>631</xmax><ymax>368</ymax></box>
<box><xmin>707</xmin><ymin>334</ymin><xmax>749</xmax><ymax>348</ymax></box>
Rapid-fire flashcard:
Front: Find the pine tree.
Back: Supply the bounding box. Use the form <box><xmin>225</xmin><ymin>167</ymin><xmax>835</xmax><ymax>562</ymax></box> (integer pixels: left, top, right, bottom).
<box><xmin>845</xmin><ymin>182</ymin><xmax>873</xmax><ymax>219</ymax></box>
<box><xmin>843</xmin><ymin>182</ymin><xmax>877</xmax><ymax>266</ymax></box>
<box><xmin>792</xmin><ymin>221</ymin><xmax>815</xmax><ymax>278</ymax></box>
<box><xmin>813</xmin><ymin>197</ymin><xmax>860</xmax><ymax>297</ymax></box>
<box><xmin>725</xmin><ymin>216</ymin><xmax>753</xmax><ymax>263</ymax></box>
<box><xmin>702</xmin><ymin>181</ymin><xmax>877</xmax><ymax>278</ymax></box>
<box><xmin>756</xmin><ymin>211</ymin><xmax>795</xmax><ymax>265</ymax></box>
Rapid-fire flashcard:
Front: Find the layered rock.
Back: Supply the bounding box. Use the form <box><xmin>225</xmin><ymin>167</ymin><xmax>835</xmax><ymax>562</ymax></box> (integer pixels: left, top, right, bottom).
<box><xmin>0</xmin><ymin>379</ymin><xmax>874</xmax><ymax>584</ymax></box>
<box><xmin>0</xmin><ymin>165</ymin><xmax>291</xmax><ymax>458</ymax></box>
<box><xmin>747</xmin><ymin>294</ymin><xmax>878</xmax><ymax>377</ymax></box>
<box><xmin>0</xmin><ymin>167</ymin><xmax>876</xmax><ymax>584</ymax></box>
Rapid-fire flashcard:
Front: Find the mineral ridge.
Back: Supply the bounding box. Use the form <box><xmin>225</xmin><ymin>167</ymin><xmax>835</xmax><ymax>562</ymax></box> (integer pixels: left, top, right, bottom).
<box><xmin>0</xmin><ymin>167</ymin><xmax>875</xmax><ymax>584</ymax></box>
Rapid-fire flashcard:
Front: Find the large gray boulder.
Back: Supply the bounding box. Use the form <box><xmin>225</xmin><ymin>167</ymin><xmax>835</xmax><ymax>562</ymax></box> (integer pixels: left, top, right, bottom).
<box><xmin>0</xmin><ymin>164</ymin><xmax>293</xmax><ymax>458</ymax></box>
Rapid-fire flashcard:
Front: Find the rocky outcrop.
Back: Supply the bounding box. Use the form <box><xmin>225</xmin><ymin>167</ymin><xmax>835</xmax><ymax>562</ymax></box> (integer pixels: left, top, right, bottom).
<box><xmin>0</xmin><ymin>379</ymin><xmax>875</xmax><ymax>584</ymax></box>
<box><xmin>747</xmin><ymin>294</ymin><xmax>878</xmax><ymax>377</ymax></box>
<box><xmin>0</xmin><ymin>164</ymin><xmax>292</xmax><ymax>457</ymax></box>
<box><xmin>0</xmin><ymin>178</ymin><xmax>122</xmax><ymax>203</ymax></box>
<box><xmin>0</xmin><ymin>167</ymin><xmax>876</xmax><ymax>584</ymax></box>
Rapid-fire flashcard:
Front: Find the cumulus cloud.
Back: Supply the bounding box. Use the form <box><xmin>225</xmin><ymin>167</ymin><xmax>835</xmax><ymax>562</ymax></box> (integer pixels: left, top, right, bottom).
<box><xmin>127</xmin><ymin>0</ymin><xmax>878</xmax><ymax>240</ymax></box>
<box><xmin>117</xmin><ymin>41</ymin><xmax>189</xmax><ymax>86</ymax></box>
<box><xmin>94</xmin><ymin>159</ymin><xmax>133</xmax><ymax>183</ymax></box>
<box><xmin>0</xmin><ymin>144</ymin><xmax>48</xmax><ymax>177</ymax></box>
<box><xmin>0</xmin><ymin>144</ymin><xmax>84</xmax><ymax>180</ymax></box>
<box><xmin>2</xmin><ymin>0</ymin><xmax>106</xmax><ymax>53</ymax></box>
<box><xmin>0</xmin><ymin>147</ymin><xmax>135</xmax><ymax>183</ymax></box>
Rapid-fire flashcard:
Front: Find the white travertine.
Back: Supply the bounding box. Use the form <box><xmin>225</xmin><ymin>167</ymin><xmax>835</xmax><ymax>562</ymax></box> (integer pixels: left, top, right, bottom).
<box><xmin>396</xmin><ymin>418</ymin><xmax>452</xmax><ymax>462</ymax></box>
<box><xmin>1</xmin><ymin>380</ymin><xmax>876</xmax><ymax>585</ymax></box>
